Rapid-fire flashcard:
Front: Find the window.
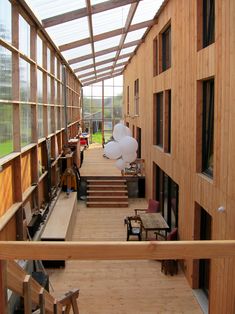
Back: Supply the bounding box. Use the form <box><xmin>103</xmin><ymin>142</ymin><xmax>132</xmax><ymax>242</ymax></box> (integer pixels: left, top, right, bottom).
<box><xmin>155</xmin><ymin>92</ymin><xmax>163</xmax><ymax>147</ymax></box>
<box><xmin>153</xmin><ymin>37</ymin><xmax>158</xmax><ymax>76</ymax></box>
<box><xmin>162</xmin><ymin>25</ymin><xmax>171</xmax><ymax>72</ymax></box>
<box><xmin>127</xmin><ymin>85</ymin><xmax>130</xmax><ymax>115</ymax></box>
<box><xmin>0</xmin><ymin>0</ymin><xmax>12</xmax><ymax>43</ymax></box>
<box><xmin>134</xmin><ymin>79</ymin><xmax>139</xmax><ymax>115</ymax></box>
<box><xmin>19</xmin><ymin>15</ymin><xmax>30</xmax><ymax>57</ymax></box>
<box><xmin>155</xmin><ymin>164</ymin><xmax>178</xmax><ymax>230</ymax></box>
<box><xmin>203</xmin><ymin>0</ymin><xmax>215</xmax><ymax>47</ymax></box>
<box><xmin>165</xmin><ymin>90</ymin><xmax>171</xmax><ymax>153</ymax></box>
<box><xmin>202</xmin><ymin>79</ymin><xmax>214</xmax><ymax>177</ymax></box>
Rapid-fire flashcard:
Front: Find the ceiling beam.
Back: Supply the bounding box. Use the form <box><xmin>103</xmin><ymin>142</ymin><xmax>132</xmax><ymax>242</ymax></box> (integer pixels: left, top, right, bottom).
<box><xmin>82</xmin><ymin>71</ymin><xmax>123</xmax><ymax>86</ymax></box>
<box><xmin>59</xmin><ymin>19</ymin><xmax>155</xmax><ymax>52</ymax></box>
<box><xmin>42</xmin><ymin>0</ymin><xmax>142</xmax><ymax>28</ymax></box>
<box><xmin>68</xmin><ymin>39</ymin><xmax>141</xmax><ymax>65</ymax></box>
<box><xmin>111</xmin><ymin>2</ymin><xmax>138</xmax><ymax>74</ymax></box>
<box><xmin>86</xmin><ymin>0</ymin><xmax>96</xmax><ymax>78</ymax></box>
<box><xmin>73</xmin><ymin>52</ymin><xmax>132</xmax><ymax>73</ymax></box>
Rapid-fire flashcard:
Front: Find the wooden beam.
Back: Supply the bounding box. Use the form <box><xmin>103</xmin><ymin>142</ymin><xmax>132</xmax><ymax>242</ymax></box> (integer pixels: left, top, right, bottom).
<box><xmin>59</xmin><ymin>20</ymin><xmax>155</xmax><ymax>52</ymax></box>
<box><xmin>68</xmin><ymin>39</ymin><xmax>141</xmax><ymax>65</ymax></box>
<box><xmin>0</xmin><ymin>261</ymin><xmax>7</xmax><ymax>314</ymax></box>
<box><xmin>0</xmin><ymin>241</ymin><xmax>234</xmax><ymax>260</ymax></box>
<box><xmin>23</xmin><ymin>275</ymin><xmax>32</xmax><ymax>314</ymax></box>
<box><xmin>82</xmin><ymin>71</ymin><xmax>123</xmax><ymax>86</ymax></box>
<box><xmin>111</xmin><ymin>2</ymin><xmax>139</xmax><ymax>73</ymax></box>
<box><xmin>78</xmin><ymin>65</ymin><xmax>114</xmax><ymax>79</ymax></box>
<box><xmin>42</xmin><ymin>0</ymin><xmax>142</xmax><ymax>28</ymax></box>
<box><xmin>86</xmin><ymin>0</ymin><xmax>96</xmax><ymax>77</ymax></box>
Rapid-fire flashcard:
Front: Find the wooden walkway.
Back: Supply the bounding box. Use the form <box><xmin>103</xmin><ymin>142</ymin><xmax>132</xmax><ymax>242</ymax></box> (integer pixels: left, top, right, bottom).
<box><xmin>80</xmin><ymin>144</ymin><xmax>121</xmax><ymax>177</ymax></box>
<box><xmin>47</xmin><ymin>145</ymin><xmax>202</xmax><ymax>313</ymax></box>
<box><xmin>47</xmin><ymin>200</ymin><xmax>202</xmax><ymax>314</ymax></box>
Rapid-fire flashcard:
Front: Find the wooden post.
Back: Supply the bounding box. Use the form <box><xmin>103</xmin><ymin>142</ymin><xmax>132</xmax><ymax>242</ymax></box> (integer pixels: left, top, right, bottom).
<box><xmin>0</xmin><ymin>261</ymin><xmax>7</xmax><ymax>314</ymax></box>
<box><xmin>23</xmin><ymin>274</ymin><xmax>32</xmax><ymax>314</ymax></box>
<box><xmin>39</xmin><ymin>288</ymin><xmax>46</xmax><ymax>314</ymax></box>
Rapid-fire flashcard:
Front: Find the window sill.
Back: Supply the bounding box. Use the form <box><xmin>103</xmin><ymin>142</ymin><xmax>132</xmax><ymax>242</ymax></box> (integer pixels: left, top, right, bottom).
<box><xmin>196</xmin><ymin>172</ymin><xmax>213</xmax><ymax>184</ymax></box>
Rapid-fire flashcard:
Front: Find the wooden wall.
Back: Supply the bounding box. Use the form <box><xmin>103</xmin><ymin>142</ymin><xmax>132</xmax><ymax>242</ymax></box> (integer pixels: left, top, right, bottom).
<box><xmin>123</xmin><ymin>0</ymin><xmax>235</xmax><ymax>313</ymax></box>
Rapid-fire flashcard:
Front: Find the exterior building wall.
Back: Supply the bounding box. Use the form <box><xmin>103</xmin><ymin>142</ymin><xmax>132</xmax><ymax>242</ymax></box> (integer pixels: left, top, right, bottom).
<box><xmin>123</xmin><ymin>1</ymin><xmax>235</xmax><ymax>313</ymax></box>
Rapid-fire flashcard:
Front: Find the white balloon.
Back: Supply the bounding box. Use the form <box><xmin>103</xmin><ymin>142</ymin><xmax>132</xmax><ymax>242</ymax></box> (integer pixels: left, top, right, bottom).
<box><xmin>104</xmin><ymin>141</ymin><xmax>121</xmax><ymax>160</ymax></box>
<box><xmin>122</xmin><ymin>152</ymin><xmax>137</xmax><ymax>163</ymax></box>
<box><xmin>115</xmin><ymin>158</ymin><xmax>126</xmax><ymax>170</ymax></box>
<box><xmin>119</xmin><ymin>136</ymin><xmax>138</xmax><ymax>155</ymax></box>
<box><xmin>113</xmin><ymin>123</ymin><xmax>130</xmax><ymax>142</ymax></box>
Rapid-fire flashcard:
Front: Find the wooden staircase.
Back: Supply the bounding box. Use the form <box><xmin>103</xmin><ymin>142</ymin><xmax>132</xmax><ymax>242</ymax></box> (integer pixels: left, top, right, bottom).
<box><xmin>86</xmin><ymin>179</ymin><xmax>128</xmax><ymax>207</ymax></box>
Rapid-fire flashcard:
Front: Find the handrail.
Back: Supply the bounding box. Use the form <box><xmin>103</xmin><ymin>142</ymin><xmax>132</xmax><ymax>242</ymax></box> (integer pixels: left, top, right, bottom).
<box><xmin>1</xmin><ymin>240</ymin><xmax>235</xmax><ymax>260</ymax></box>
<box><xmin>6</xmin><ymin>260</ymin><xmax>79</xmax><ymax>313</ymax></box>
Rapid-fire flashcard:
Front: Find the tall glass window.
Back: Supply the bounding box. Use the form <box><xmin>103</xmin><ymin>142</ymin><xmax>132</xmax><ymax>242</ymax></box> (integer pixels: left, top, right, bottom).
<box><xmin>162</xmin><ymin>25</ymin><xmax>171</xmax><ymax>71</ymax></box>
<box><xmin>203</xmin><ymin>0</ymin><xmax>215</xmax><ymax>47</ymax></box>
<box><xmin>20</xmin><ymin>58</ymin><xmax>31</xmax><ymax>146</ymax></box>
<box><xmin>156</xmin><ymin>92</ymin><xmax>163</xmax><ymax>147</ymax></box>
<box><xmin>37</xmin><ymin>35</ymin><xmax>43</xmax><ymax>67</ymax></box>
<box><xmin>0</xmin><ymin>0</ymin><xmax>12</xmax><ymax>43</ymax></box>
<box><xmin>202</xmin><ymin>79</ymin><xmax>214</xmax><ymax>177</ymax></box>
<box><xmin>19</xmin><ymin>15</ymin><xmax>30</xmax><ymax>56</ymax></box>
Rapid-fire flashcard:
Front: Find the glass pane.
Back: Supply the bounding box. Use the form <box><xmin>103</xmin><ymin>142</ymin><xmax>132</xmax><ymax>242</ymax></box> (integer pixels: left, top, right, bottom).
<box><xmin>47</xmin><ymin>47</ymin><xmax>51</xmax><ymax>71</ymax></box>
<box><xmin>47</xmin><ymin>105</ymin><xmax>52</xmax><ymax>134</ymax></box>
<box><xmin>20</xmin><ymin>58</ymin><xmax>30</xmax><ymax>102</ymax></box>
<box><xmin>0</xmin><ymin>46</ymin><xmax>12</xmax><ymax>100</ymax></box>
<box><xmin>104</xmin><ymin>96</ymin><xmax>112</xmax><ymax>108</ymax></box>
<box><xmin>37</xmin><ymin>35</ymin><xmax>43</xmax><ymax>67</ymax></box>
<box><xmin>21</xmin><ymin>103</ymin><xmax>32</xmax><ymax>146</ymax></box>
<box><xmin>47</xmin><ymin>75</ymin><xmax>51</xmax><ymax>103</ymax></box>
<box><xmin>54</xmin><ymin>80</ymin><xmax>57</xmax><ymax>104</ymax></box>
<box><xmin>38</xmin><ymin>104</ymin><xmax>44</xmax><ymax>138</ymax></box>
<box><xmin>132</xmin><ymin>0</ymin><xmax>164</xmax><ymax>24</ymax></box>
<box><xmin>104</xmin><ymin>86</ymin><xmax>113</xmax><ymax>96</ymax></box>
<box><xmin>37</xmin><ymin>69</ymin><xmax>43</xmax><ymax>103</ymax></box>
<box><xmin>0</xmin><ymin>103</ymin><xmax>13</xmax><ymax>157</ymax></box>
<box><xmin>0</xmin><ymin>0</ymin><xmax>12</xmax><ymax>43</ymax></box>
<box><xmin>19</xmin><ymin>15</ymin><xmax>30</xmax><ymax>56</ymax></box>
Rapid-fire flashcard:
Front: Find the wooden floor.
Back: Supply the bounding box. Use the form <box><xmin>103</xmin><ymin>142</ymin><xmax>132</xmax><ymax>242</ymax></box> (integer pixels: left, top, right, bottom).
<box><xmin>47</xmin><ymin>145</ymin><xmax>202</xmax><ymax>313</ymax></box>
<box><xmin>80</xmin><ymin>143</ymin><xmax>121</xmax><ymax>177</ymax></box>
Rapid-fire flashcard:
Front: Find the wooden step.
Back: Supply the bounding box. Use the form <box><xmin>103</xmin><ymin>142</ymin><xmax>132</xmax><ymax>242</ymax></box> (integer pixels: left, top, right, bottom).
<box><xmin>87</xmin><ymin>179</ymin><xmax>126</xmax><ymax>185</ymax></box>
<box><xmin>87</xmin><ymin>184</ymin><xmax>127</xmax><ymax>190</ymax></box>
<box><xmin>88</xmin><ymin>190</ymin><xmax>128</xmax><ymax>196</ymax></box>
<box><xmin>87</xmin><ymin>195</ymin><xmax>128</xmax><ymax>202</ymax></box>
<box><xmin>87</xmin><ymin>201</ymin><xmax>129</xmax><ymax>208</ymax></box>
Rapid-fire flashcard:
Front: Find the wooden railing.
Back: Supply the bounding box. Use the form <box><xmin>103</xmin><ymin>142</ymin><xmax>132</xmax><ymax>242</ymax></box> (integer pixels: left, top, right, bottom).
<box><xmin>5</xmin><ymin>260</ymin><xmax>79</xmax><ymax>314</ymax></box>
<box><xmin>1</xmin><ymin>240</ymin><xmax>235</xmax><ymax>313</ymax></box>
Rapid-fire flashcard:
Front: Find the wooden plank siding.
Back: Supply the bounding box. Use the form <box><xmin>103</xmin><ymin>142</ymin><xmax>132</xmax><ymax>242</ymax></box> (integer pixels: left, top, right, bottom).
<box><xmin>123</xmin><ymin>0</ymin><xmax>235</xmax><ymax>313</ymax></box>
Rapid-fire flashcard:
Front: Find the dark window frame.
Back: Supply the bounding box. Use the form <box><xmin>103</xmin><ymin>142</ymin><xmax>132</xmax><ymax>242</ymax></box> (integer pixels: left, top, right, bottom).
<box><xmin>203</xmin><ymin>0</ymin><xmax>215</xmax><ymax>48</ymax></box>
<box><xmin>156</xmin><ymin>92</ymin><xmax>164</xmax><ymax>147</ymax></box>
<box><xmin>155</xmin><ymin>165</ymin><xmax>179</xmax><ymax>230</ymax></box>
<box><xmin>134</xmin><ymin>79</ymin><xmax>139</xmax><ymax>115</ymax></box>
<box><xmin>127</xmin><ymin>85</ymin><xmax>130</xmax><ymax>115</ymax></box>
<box><xmin>202</xmin><ymin>79</ymin><xmax>214</xmax><ymax>177</ymax></box>
<box><xmin>162</xmin><ymin>25</ymin><xmax>171</xmax><ymax>71</ymax></box>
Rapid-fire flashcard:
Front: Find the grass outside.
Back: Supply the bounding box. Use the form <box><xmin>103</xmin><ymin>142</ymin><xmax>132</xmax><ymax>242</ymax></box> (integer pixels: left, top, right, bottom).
<box><xmin>91</xmin><ymin>132</ymin><xmax>102</xmax><ymax>144</ymax></box>
<box><xmin>0</xmin><ymin>141</ymin><xmax>13</xmax><ymax>158</ymax></box>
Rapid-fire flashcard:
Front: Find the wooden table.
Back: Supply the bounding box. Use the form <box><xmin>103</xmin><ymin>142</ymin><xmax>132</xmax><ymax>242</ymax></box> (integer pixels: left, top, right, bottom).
<box><xmin>139</xmin><ymin>213</ymin><xmax>169</xmax><ymax>240</ymax></box>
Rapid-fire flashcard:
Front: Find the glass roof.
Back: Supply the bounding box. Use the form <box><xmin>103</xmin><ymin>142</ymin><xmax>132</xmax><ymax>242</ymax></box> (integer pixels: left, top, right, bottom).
<box><xmin>26</xmin><ymin>0</ymin><xmax>165</xmax><ymax>86</ymax></box>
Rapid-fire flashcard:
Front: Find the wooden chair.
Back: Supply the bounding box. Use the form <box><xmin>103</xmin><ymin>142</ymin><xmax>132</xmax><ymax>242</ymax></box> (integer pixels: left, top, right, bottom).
<box><xmin>124</xmin><ymin>216</ymin><xmax>142</xmax><ymax>241</ymax></box>
<box><xmin>134</xmin><ymin>199</ymin><xmax>160</xmax><ymax>216</ymax></box>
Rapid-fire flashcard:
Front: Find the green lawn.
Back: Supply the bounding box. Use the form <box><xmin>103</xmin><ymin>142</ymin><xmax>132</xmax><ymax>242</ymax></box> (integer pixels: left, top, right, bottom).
<box><xmin>91</xmin><ymin>131</ymin><xmax>102</xmax><ymax>144</ymax></box>
<box><xmin>0</xmin><ymin>141</ymin><xmax>13</xmax><ymax>158</ymax></box>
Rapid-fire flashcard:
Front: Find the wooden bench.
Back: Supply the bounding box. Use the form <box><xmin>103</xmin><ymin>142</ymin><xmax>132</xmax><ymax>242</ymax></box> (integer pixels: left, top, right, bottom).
<box><xmin>41</xmin><ymin>191</ymin><xmax>77</xmax><ymax>267</ymax></box>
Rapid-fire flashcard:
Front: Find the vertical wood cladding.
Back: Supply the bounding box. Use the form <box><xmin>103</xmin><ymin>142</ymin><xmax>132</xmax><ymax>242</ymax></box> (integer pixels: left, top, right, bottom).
<box><xmin>123</xmin><ymin>1</ymin><xmax>235</xmax><ymax>313</ymax></box>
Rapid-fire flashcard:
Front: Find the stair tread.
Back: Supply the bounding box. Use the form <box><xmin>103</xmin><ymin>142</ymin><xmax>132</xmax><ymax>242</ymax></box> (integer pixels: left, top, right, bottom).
<box><xmin>88</xmin><ymin>190</ymin><xmax>127</xmax><ymax>192</ymax></box>
<box><xmin>87</xmin><ymin>179</ymin><xmax>126</xmax><ymax>183</ymax></box>
<box><xmin>87</xmin><ymin>195</ymin><xmax>128</xmax><ymax>199</ymax></box>
<box><xmin>87</xmin><ymin>201</ymin><xmax>128</xmax><ymax>204</ymax></box>
<box><xmin>87</xmin><ymin>184</ymin><xmax>126</xmax><ymax>187</ymax></box>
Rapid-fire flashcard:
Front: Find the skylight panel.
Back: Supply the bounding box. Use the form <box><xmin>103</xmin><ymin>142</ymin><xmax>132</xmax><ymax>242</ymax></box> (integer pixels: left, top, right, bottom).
<box><xmin>94</xmin><ymin>35</ymin><xmax>122</xmax><ymax>52</ymax></box>
<box><xmin>71</xmin><ymin>59</ymin><xmax>94</xmax><ymax>70</ymax></box>
<box><xmin>131</xmin><ymin>0</ymin><xmax>164</xmax><ymax>24</ymax></box>
<box><xmin>26</xmin><ymin>0</ymin><xmax>86</xmax><ymax>20</ymax></box>
<box><xmin>46</xmin><ymin>17</ymin><xmax>89</xmax><ymax>46</ymax></box>
<box><xmin>120</xmin><ymin>46</ymin><xmax>137</xmax><ymax>55</ymax></box>
<box><xmin>124</xmin><ymin>28</ymin><xmax>148</xmax><ymax>43</ymax></box>
<box><xmin>113</xmin><ymin>75</ymin><xmax>123</xmax><ymax>86</ymax></box>
<box><xmin>95</xmin><ymin>52</ymin><xmax>116</xmax><ymax>63</ymax></box>
<box><xmin>90</xmin><ymin>0</ymin><xmax>108</xmax><ymax>5</ymax></box>
<box><xmin>62</xmin><ymin>44</ymin><xmax>92</xmax><ymax>60</ymax></box>
<box><xmin>96</xmin><ymin>62</ymin><xmax>114</xmax><ymax>70</ymax></box>
<box><xmin>92</xmin><ymin>5</ymin><xmax>130</xmax><ymax>36</ymax></box>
